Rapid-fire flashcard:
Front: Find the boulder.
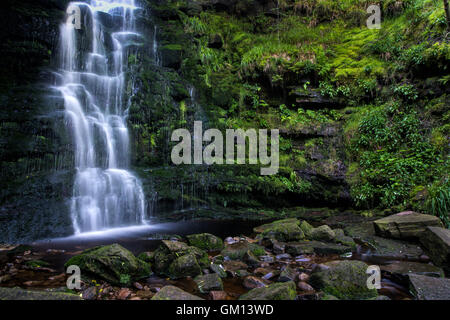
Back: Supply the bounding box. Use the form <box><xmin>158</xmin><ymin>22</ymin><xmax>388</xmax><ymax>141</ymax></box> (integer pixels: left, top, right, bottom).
<box><xmin>0</xmin><ymin>287</ymin><xmax>82</xmax><ymax>300</ymax></box>
<box><xmin>333</xmin><ymin>229</ymin><xmax>356</xmax><ymax>249</ymax></box>
<box><xmin>254</xmin><ymin>219</ymin><xmax>305</xmax><ymax>242</ymax></box>
<box><xmin>286</xmin><ymin>241</ymin><xmax>351</xmax><ymax>256</ymax></box>
<box><xmin>221</xmin><ymin>241</ymin><xmax>265</xmax><ymax>260</ymax></box>
<box><xmin>299</xmin><ymin>220</ymin><xmax>314</xmax><ymax>237</ymax></box>
<box><xmin>309</xmin><ymin>225</ymin><xmax>335</xmax><ymax>242</ymax></box>
<box><xmin>194</xmin><ymin>273</ymin><xmax>224</xmax><ymax>293</ymax></box>
<box><xmin>64</xmin><ymin>244</ymin><xmax>151</xmax><ymax>286</ymax></box>
<box><xmin>187</xmin><ymin>233</ymin><xmax>224</xmax><ymax>251</ymax></box>
<box><xmin>373</xmin><ymin>212</ymin><xmax>443</xmax><ymax>239</ymax></box>
<box><xmin>309</xmin><ymin>260</ymin><xmax>378</xmax><ymax>300</ymax></box>
<box><xmin>420</xmin><ymin>227</ymin><xmax>450</xmax><ymax>273</ymax></box>
<box><xmin>408</xmin><ymin>274</ymin><xmax>450</xmax><ymax>300</ymax></box>
<box><xmin>168</xmin><ymin>253</ymin><xmax>202</xmax><ymax>279</ymax></box>
<box><xmin>381</xmin><ymin>261</ymin><xmax>444</xmax><ymax>279</ymax></box>
<box><xmin>151</xmin><ymin>286</ymin><xmax>204</xmax><ymax>300</ymax></box>
<box><xmin>239</xmin><ymin>281</ymin><xmax>297</xmax><ymax>300</ymax></box>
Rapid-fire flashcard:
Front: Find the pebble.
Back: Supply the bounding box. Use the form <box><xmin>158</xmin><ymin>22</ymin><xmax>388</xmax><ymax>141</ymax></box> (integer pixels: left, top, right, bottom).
<box><xmin>297</xmin><ymin>281</ymin><xmax>315</xmax><ymax>292</ymax></box>
<box><xmin>133</xmin><ymin>282</ymin><xmax>143</xmax><ymax>290</ymax></box>
<box><xmin>118</xmin><ymin>288</ymin><xmax>131</xmax><ymax>300</ymax></box>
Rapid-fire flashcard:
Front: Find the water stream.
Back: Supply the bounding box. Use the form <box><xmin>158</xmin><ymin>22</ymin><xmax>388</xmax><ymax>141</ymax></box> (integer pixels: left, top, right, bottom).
<box><xmin>55</xmin><ymin>0</ymin><xmax>146</xmax><ymax>234</ymax></box>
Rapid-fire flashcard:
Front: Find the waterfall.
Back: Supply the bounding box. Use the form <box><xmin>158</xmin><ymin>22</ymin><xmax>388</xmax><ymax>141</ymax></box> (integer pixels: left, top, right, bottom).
<box><xmin>55</xmin><ymin>0</ymin><xmax>146</xmax><ymax>234</ymax></box>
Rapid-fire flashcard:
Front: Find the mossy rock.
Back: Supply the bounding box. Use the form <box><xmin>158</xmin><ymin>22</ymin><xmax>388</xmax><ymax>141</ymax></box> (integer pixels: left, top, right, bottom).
<box><xmin>25</xmin><ymin>260</ymin><xmax>50</xmax><ymax>268</ymax></box>
<box><xmin>151</xmin><ymin>285</ymin><xmax>204</xmax><ymax>300</ymax></box>
<box><xmin>299</xmin><ymin>220</ymin><xmax>314</xmax><ymax>237</ymax></box>
<box><xmin>168</xmin><ymin>253</ymin><xmax>202</xmax><ymax>279</ymax></box>
<box><xmin>309</xmin><ymin>261</ymin><xmax>378</xmax><ymax>300</ymax></box>
<box><xmin>187</xmin><ymin>233</ymin><xmax>224</xmax><ymax>251</ymax></box>
<box><xmin>64</xmin><ymin>244</ymin><xmax>151</xmax><ymax>286</ymax></box>
<box><xmin>239</xmin><ymin>281</ymin><xmax>297</xmax><ymax>300</ymax></box>
<box><xmin>221</xmin><ymin>241</ymin><xmax>266</xmax><ymax>260</ymax></box>
<box><xmin>0</xmin><ymin>287</ymin><xmax>82</xmax><ymax>300</ymax></box>
<box><xmin>309</xmin><ymin>225</ymin><xmax>336</xmax><ymax>242</ymax></box>
<box><xmin>194</xmin><ymin>273</ymin><xmax>224</xmax><ymax>293</ymax></box>
<box><xmin>254</xmin><ymin>219</ymin><xmax>305</xmax><ymax>242</ymax></box>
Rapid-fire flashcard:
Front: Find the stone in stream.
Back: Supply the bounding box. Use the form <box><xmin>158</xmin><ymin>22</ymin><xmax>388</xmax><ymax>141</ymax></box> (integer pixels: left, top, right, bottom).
<box><xmin>187</xmin><ymin>233</ymin><xmax>224</xmax><ymax>251</ymax></box>
<box><xmin>239</xmin><ymin>281</ymin><xmax>297</xmax><ymax>300</ymax></box>
<box><xmin>408</xmin><ymin>274</ymin><xmax>450</xmax><ymax>300</ymax></box>
<box><xmin>373</xmin><ymin>212</ymin><xmax>443</xmax><ymax>240</ymax></box>
<box><xmin>420</xmin><ymin>227</ymin><xmax>450</xmax><ymax>273</ymax></box>
<box><xmin>223</xmin><ymin>260</ymin><xmax>248</xmax><ymax>274</ymax></box>
<box><xmin>309</xmin><ymin>225</ymin><xmax>336</xmax><ymax>242</ymax></box>
<box><xmin>254</xmin><ymin>219</ymin><xmax>305</xmax><ymax>242</ymax></box>
<box><xmin>297</xmin><ymin>281</ymin><xmax>314</xmax><ymax>292</ymax></box>
<box><xmin>210</xmin><ymin>263</ymin><xmax>227</xmax><ymax>278</ymax></box>
<box><xmin>278</xmin><ymin>266</ymin><xmax>298</xmax><ymax>282</ymax></box>
<box><xmin>152</xmin><ymin>240</ymin><xmax>209</xmax><ymax>278</ymax></box>
<box><xmin>194</xmin><ymin>273</ymin><xmax>224</xmax><ymax>293</ymax></box>
<box><xmin>243</xmin><ymin>276</ymin><xmax>268</xmax><ymax>289</ymax></box>
<box><xmin>209</xmin><ymin>291</ymin><xmax>228</xmax><ymax>300</ymax></box>
<box><xmin>0</xmin><ymin>287</ymin><xmax>82</xmax><ymax>300</ymax></box>
<box><xmin>64</xmin><ymin>244</ymin><xmax>151</xmax><ymax>286</ymax></box>
<box><xmin>221</xmin><ymin>241</ymin><xmax>266</xmax><ymax>260</ymax></box>
<box><xmin>381</xmin><ymin>261</ymin><xmax>444</xmax><ymax>278</ymax></box>
<box><xmin>333</xmin><ymin>229</ymin><xmax>357</xmax><ymax>249</ymax></box>
<box><xmin>168</xmin><ymin>253</ymin><xmax>202</xmax><ymax>279</ymax></box>
<box><xmin>151</xmin><ymin>285</ymin><xmax>204</xmax><ymax>300</ymax></box>
<box><xmin>243</xmin><ymin>250</ymin><xmax>261</xmax><ymax>267</ymax></box>
<box><xmin>286</xmin><ymin>241</ymin><xmax>351</xmax><ymax>256</ymax></box>
<box><xmin>309</xmin><ymin>260</ymin><xmax>378</xmax><ymax>300</ymax></box>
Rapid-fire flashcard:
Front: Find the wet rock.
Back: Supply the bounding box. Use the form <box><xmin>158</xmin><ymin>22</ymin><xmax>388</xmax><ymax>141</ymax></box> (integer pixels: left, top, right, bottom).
<box><xmin>259</xmin><ymin>255</ymin><xmax>275</xmax><ymax>263</ymax></box>
<box><xmin>381</xmin><ymin>261</ymin><xmax>444</xmax><ymax>278</ymax></box>
<box><xmin>239</xmin><ymin>281</ymin><xmax>297</xmax><ymax>300</ymax></box>
<box><xmin>64</xmin><ymin>244</ymin><xmax>151</xmax><ymax>286</ymax></box>
<box><xmin>254</xmin><ymin>219</ymin><xmax>305</xmax><ymax>242</ymax></box>
<box><xmin>278</xmin><ymin>266</ymin><xmax>298</xmax><ymax>282</ymax></box>
<box><xmin>209</xmin><ymin>291</ymin><xmax>228</xmax><ymax>300</ymax></box>
<box><xmin>273</xmin><ymin>241</ymin><xmax>286</xmax><ymax>254</ymax></box>
<box><xmin>243</xmin><ymin>250</ymin><xmax>260</xmax><ymax>267</ymax></box>
<box><xmin>309</xmin><ymin>260</ymin><xmax>378</xmax><ymax>300</ymax></box>
<box><xmin>373</xmin><ymin>212</ymin><xmax>443</xmax><ymax>240</ymax></box>
<box><xmin>168</xmin><ymin>253</ymin><xmax>202</xmax><ymax>279</ymax></box>
<box><xmin>221</xmin><ymin>241</ymin><xmax>265</xmax><ymax>260</ymax></box>
<box><xmin>118</xmin><ymin>288</ymin><xmax>132</xmax><ymax>300</ymax></box>
<box><xmin>81</xmin><ymin>287</ymin><xmax>98</xmax><ymax>300</ymax></box>
<box><xmin>210</xmin><ymin>263</ymin><xmax>227</xmax><ymax>278</ymax></box>
<box><xmin>298</xmin><ymin>273</ymin><xmax>310</xmax><ymax>282</ymax></box>
<box><xmin>194</xmin><ymin>273</ymin><xmax>224</xmax><ymax>293</ymax></box>
<box><xmin>299</xmin><ymin>221</ymin><xmax>314</xmax><ymax>237</ymax></box>
<box><xmin>309</xmin><ymin>225</ymin><xmax>335</xmax><ymax>242</ymax></box>
<box><xmin>420</xmin><ymin>227</ymin><xmax>450</xmax><ymax>273</ymax></box>
<box><xmin>286</xmin><ymin>241</ymin><xmax>351</xmax><ymax>256</ymax></box>
<box><xmin>236</xmin><ymin>270</ymin><xmax>250</xmax><ymax>277</ymax></box>
<box><xmin>223</xmin><ymin>261</ymin><xmax>248</xmax><ymax>273</ymax></box>
<box><xmin>297</xmin><ymin>281</ymin><xmax>314</xmax><ymax>292</ymax></box>
<box><xmin>187</xmin><ymin>233</ymin><xmax>224</xmax><ymax>251</ymax></box>
<box><xmin>276</xmin><ymin>253</ymin><xmax>292</xmax><ymax>260</ymax></box>
<box><xmin>134</xmin><ymin>282</ymin><xmax>143</xmax><ymax>290</ymax></box>
<box><xmin>334</xmin><ymin>229</ymin><xmax>356</xmax><ymax>249</ymax></box>
<box><xmin>151</xmin><ymin>286</ymin><xmax>204</xmax><ymax>300</ymax></box>
<box><xmin>0</xmin><ymin>287</ymin><xmax>82</xmax><ymax>300</ymax></box>
<box><xmin>243</xmin><ymin>276</ymin><xmax>268</xmax><ymax>289</ymax></box>
<box><xmin>408</xmin><ymin>274</ymin><xmax>450</xmax><ymax>300</ymax></box>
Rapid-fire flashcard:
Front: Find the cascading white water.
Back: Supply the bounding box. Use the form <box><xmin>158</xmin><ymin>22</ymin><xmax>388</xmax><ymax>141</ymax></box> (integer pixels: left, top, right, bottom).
<box><xmin>55</xmin><ymin>0</ymin><xmax>146</xmax><ymax>234</ymax></box>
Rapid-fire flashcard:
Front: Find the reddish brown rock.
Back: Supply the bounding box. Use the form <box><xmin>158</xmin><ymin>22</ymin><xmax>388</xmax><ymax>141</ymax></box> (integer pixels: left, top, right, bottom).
<box><xmin>209</xmin><ymin>291</ymin><xmax>228</xmax><ymax>300</ymax></box>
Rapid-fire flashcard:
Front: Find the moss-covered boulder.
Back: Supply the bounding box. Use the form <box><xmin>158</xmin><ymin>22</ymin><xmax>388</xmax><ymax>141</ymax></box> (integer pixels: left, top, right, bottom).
<box><xmin>309</xmin><ymin>261</ymin><xmax>378</xmax><ymax>300</ymax></box>
<box><xmin>0</xmin><ymin>287</ymin><xmax>82</xmax><ymax>300</ymax></box>
<box><xmin>309</xmin><ymin>225</ymin><xmax>336</xmax><ymax>241</ymax></box>
<box><xmin>64</xmin><ymin>244</ymin><xmax>151</xmax><ymax>286</ymax></box>
<box><xmin>168</xmin><ymin>253</ymin><xmax>202</xmax><ymax>279</ymax></box>
<box><xmin>286</xmin><ymin>241</ymin><xmax>351</xmax><ymax>256</ymax></box>
<box><xmin>221</xmin><ymin>241</ymin><xmax>266</xmax><ymax>260</ymax></box>
<box><xmin>299</xmin><ymin>220</ymin><xmax>314</xmax><ymax>237</ymax></box>
<box><xmin>373</xmin><ymin>212</ymin><xmax>443</xmax><ymax>240</ymax></box>
<box><xmin>151</xmin><ymin>240</ymin><xmax>209</xmax><ymax>278</ymax></box>
<box><xmin>239</xmin><ymin>281</ymin><xmax>297</xmax><ymax>300</ymax></box>
<box><xmin>194</xmin><ymin>273</ymin><xmax>224</xmax><ymax>293</ymax></box>
<box><xmin>334</xmin><ymin>229</ymin><xmax>357</xmax><ymax>249</ymax></box>
<box><xmin>151</xmin><ymin>286</ymin><xmax>204</xmax><ymax>300</ymax></box>
<box><xmin>254</xmin><ymin>219</ymin><xmax>305</xmax><ymax>242</ymax></box>
<box><xmin>187</xmin><ymin>233</ymin><xmax>224</xmax><ymax>251</ymax></box>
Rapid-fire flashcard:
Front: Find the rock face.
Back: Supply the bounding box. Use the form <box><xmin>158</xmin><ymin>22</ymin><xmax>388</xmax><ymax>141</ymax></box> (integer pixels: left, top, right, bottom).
<box><xmin>373</xmin><ymin>212</ymin><xmax>443</xmax><ymax>239</ymax></box>
<box><xmin>187</xmin><ymin>233</ymin><xmax>224</xmax><ymax>251</ymax></box>
<box><xmin>64</xmin><ymin>244</ymin><xmax>151</xmax><ymax>286</ymax></box>
<box><xmin>239</xmin><ymin>281</ymin><xmax>297</xmax><ymax>300</ymax></box>
<box><xmin>408</xmin><ymin>274</ymin><xmax>450</xmax><ymax>300</ymax></box>
<box><xmin>152</xmin><ymin>240</ymin><xmax>209</xmax><ymax>279</ymax></box>
<box><xmin>0</xmin><ymin>287</ymin><xmax>82</xmax><ymax>300</ymax></box>
<box><xmin>309</xmin><ymin>260</ymin><xmax>378</xmax><ymax>300</ymax></box>
<box><xmin>151</xmin><ymin>286</ymin><xmax>204</xmax><ymax>300</ymax></box>
<box><xmin>194</xmin><ymin>273</ymin><xmax>224</xmax><ymax>293</ymax></box>
<box><xmin>420</xmin><ymin>227</ymin><xmax>450</xmax><ymax>273</ymax></box>
<box><xmin>254</xmin><ymin>219</ymin><xmax>305</xmax><ymax>242</ymax></box>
